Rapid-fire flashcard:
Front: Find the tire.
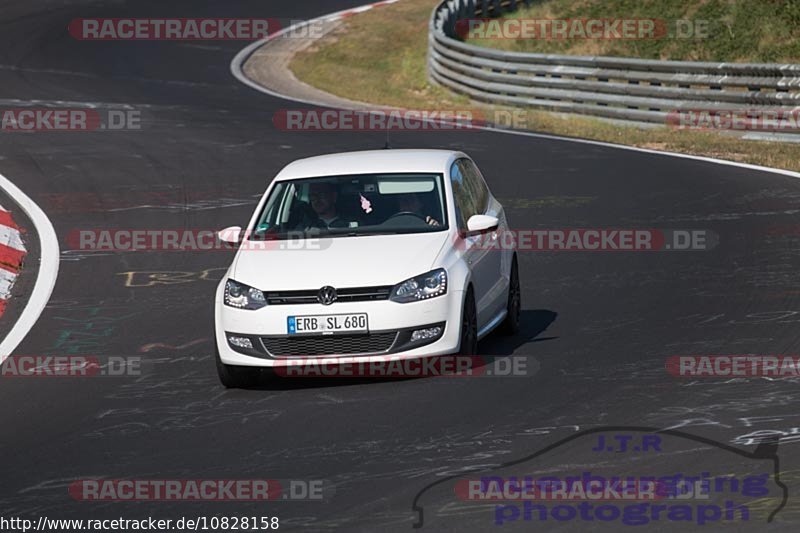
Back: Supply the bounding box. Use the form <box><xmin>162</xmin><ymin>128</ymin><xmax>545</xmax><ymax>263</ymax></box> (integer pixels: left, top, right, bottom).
<box><xmin>500</xmin><ymin>254</ymin><xmax>521</xmax><ymax>336</ymax></box>
<box><xmin>215</xmin><ymin>344</ymin><xmax>260</xmax><ymax>389</ymax></box>
<box><xmin>459</xmin><ymin>287</ymin><xmax>478</xmax><ymax>355</ymax></box>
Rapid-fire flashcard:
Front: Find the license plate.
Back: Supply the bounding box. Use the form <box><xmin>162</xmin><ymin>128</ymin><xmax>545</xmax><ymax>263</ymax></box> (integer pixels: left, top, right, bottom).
<box><xmin>287</xmin><ymin>313</ymin><xmax>368</xmax><ymax>335</ymax></box>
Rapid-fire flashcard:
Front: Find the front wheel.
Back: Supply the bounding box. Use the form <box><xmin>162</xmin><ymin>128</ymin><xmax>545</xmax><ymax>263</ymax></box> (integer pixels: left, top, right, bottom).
<box><xmin>459</xmin><ymin>287</ymin><xmax>478</xmax><ymax>355</ymax></box>
<box><xmin>500</xmin><ymin>254</ymin><xmax>521</xmax><ymax>335</ymax></box>
<box><xmin>215</xmin><ymin>345</ymin><xmax>260</xmax><ymax>388</ymax></box>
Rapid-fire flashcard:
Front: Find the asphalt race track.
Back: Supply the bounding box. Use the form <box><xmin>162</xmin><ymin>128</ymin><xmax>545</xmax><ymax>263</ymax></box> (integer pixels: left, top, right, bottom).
<box><xmin>1</xmin><ymin>0</ymin><xmax>800</xmax><ymax>531</ymax></box>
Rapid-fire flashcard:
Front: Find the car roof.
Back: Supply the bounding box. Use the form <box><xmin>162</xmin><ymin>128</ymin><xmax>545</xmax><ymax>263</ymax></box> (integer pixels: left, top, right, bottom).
<box><xmin>273</xmin><ymin>149</ymin><xmax>465</xmax><ymax>181</ymax></box>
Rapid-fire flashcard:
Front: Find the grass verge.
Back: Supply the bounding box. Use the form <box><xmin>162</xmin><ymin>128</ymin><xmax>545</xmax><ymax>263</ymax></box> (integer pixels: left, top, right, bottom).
<box><xmin>464</xmin><ymin>0</ymin><xmax>800</xmax><ymax>62</ymax></box>
<box><xmin>289</xmin><ymin>0</ymin><xmax>800</xmax><ymax>172</ymax></box>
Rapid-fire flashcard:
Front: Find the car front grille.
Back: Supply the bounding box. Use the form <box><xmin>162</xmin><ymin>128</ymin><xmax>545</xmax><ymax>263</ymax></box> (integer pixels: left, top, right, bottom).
<box><xmin>261</xmin><ymin>332</ymin><xmax>398</xmax><ymax>357</ymax></box>
<box><xmin>264</xmin><ymin>286</ymin><xmax>392</xmax><ymax>305</ymax></box>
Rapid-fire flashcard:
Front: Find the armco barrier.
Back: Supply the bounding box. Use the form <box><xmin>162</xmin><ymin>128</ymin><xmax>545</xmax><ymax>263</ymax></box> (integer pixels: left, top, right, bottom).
<box><xmin>428</xmin><ymin>0</ymin><xmax>800</xmax><ymax>131</ymax></box>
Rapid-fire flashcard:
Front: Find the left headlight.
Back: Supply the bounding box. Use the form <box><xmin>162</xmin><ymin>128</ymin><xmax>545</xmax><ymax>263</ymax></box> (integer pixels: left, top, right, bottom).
<box><xmin>224</xmin><ymin>279</ymin><xmax>267</xmax><ymax>310</ymax></box>
<box><xmin>390</xmin><ymin>269</ymin><xmax>447</xmax><ymax>303</ymax></box>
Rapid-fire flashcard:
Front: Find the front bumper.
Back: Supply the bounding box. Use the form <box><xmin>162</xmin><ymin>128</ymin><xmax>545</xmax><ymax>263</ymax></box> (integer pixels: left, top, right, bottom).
<box><xmin>215</xmin><ymin>279</ymin><xmax>464</xmax><ymax>367</ymax></box>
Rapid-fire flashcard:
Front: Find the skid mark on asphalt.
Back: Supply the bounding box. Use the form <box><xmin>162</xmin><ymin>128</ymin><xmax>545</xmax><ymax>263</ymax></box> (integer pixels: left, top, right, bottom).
<box><xmin>316</xmin><ymin>393</ymin><xmax>345</xmax><ymax>404</ymax></box>
<box><xmin>85</xmin><ymin>400</ymin><xmax>283</xmax><ymax>438</ymax></box>
<box><xmin>664</xmin><ymin>337</ymin><xmax>776</xmax><ymax>348</ymax></box>
<box><xmin>107</xmin><ymin>197</ymin><xmax>257</xmax><ymax>212</ymax></box>
<box><xmin>497</xmin><ymin>196</ymin><xmax>596</xmax><ymax>209</ymax></box>
<box><xmin>657</xmin><ymin>208</ymin><xmax>800</xmax><ymax>221</ymax></box>
<box><xmin>38</xmin><ymin>190</ymin><xmax>260</xmax><ymax>213</ymax></box>
<box><xmin>139</xmin><ymin>338</ymin><xmax>209</xmax><ymax>353</ymax></box>
<box><xmin>60</xmin><ymin>250</ymin><xmax>116</xmax><ymax>262</ymax></box>
<box><xmin>639</xmin><ymin>384</ymin><xmax>800</xmax><ymax>446</ymax></box>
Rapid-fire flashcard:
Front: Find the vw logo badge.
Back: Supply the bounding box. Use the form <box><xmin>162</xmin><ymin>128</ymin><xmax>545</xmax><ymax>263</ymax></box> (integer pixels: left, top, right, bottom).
<box><xmin>317</xmin><ymin>286</ymin><xmax>337</xmax><ymax>306</ymax></box>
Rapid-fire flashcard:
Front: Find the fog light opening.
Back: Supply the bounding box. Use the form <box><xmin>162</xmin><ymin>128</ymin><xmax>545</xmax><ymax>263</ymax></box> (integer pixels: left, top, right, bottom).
<box><xmin>411</xmin><ymin>327</ymin><xmax>442</xmax><ymax>342</ymax></box>
<box><xmin>228</xmin><ymin>336</ymin><xmax>254</xmax><ymax>349</ymax></box>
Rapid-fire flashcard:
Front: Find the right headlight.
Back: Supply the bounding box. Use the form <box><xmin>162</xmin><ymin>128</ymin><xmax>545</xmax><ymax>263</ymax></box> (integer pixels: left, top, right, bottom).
<box><xmin>224</xmin><ymin>279</ymin><xmax>267</xmax><ymax>310</ymax></box>
<box><xmin>390</xmin><ymin>269</ymin><xmax>447</xmax><ymax>303</ymax></box>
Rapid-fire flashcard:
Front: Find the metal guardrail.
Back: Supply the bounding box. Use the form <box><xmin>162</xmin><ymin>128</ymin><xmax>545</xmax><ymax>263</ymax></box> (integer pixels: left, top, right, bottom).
<box><xmin>428</xmin><ymin>0</ymin><xmax>800</xmax><ymax>131</ymax></box>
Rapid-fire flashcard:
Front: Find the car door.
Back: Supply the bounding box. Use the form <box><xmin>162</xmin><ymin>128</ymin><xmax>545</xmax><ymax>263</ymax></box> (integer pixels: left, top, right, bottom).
<box><xmin>450</xmin><ymin>159</ymin><xmax>496</xmax><ymax>329</ymax></box>
<box><xmin>459</xmin><ymin>159</ymin><xmax>506</xmax><ymax>324</ymax></box>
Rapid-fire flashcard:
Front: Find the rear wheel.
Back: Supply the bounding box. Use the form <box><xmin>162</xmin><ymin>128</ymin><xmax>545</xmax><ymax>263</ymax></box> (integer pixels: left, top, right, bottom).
<box><xmin>459</xmin><ymin>287</ymin><xmax>478</xmax><ymax>355</ymax></box>
<box><xmin>215</xmin><ymin>344</ymin><xmax>260</xmax><ymax>389</ymax></box>
<box><xmin>500</xmin><ymin>254</ymin><xmax>521</xmax><ymax>335</ymax></box>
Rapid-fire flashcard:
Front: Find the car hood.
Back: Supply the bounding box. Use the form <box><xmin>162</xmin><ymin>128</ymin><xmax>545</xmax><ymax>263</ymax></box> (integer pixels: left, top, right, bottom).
<box><xmin>231</xmin><ymin>231</ymin><xmax>450</xmax><ymax>291</ymax></box>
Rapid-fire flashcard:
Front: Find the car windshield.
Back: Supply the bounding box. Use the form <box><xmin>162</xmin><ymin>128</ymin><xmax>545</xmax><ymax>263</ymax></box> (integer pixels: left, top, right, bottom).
<box><xmin>250</xmin><ymin>173</ymin><xmax>448</xmax><ymax>240</ymax></box>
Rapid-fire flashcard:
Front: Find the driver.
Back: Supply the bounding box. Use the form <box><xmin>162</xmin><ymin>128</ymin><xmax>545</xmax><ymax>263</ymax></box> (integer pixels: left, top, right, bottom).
<box><xmin>301</xmin><ymin>182</ymin><xmax>344</xmax><ymax>230</ymax></box>
<box><xmin>397</xmin><ymin>193</ymin><xmax>440</xmax><ymax>226</ymax></box>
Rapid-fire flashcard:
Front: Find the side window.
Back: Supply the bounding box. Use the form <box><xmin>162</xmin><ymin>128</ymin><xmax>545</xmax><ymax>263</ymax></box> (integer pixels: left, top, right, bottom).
<box><xmin>459</xmin><ymin>159</ymin><xmax>489</xmax><ymax>214</ymax></box>
<box><xmin>450</xmin><ymin>158</ymin><xmax>489</xmax><ymax>232</ymax></box>
<box><xmin>278</xmin><ymin>183</ymin><xmax>297</xmax><ymax>224</ymax></box>
<box><xmin>255</xmin><ymin>182</ymin><xmax>288</xmax><ymax>234</ymax></box>
<box><xmin>450</xmin><ymin>160</ymin><xmax>474</xmax><ymax>230</ymax></box>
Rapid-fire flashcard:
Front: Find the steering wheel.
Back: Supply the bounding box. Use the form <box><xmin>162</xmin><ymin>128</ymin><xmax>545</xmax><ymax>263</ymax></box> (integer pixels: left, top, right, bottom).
<box><xmin>387</xmin><ymin>211</ymin><xmax>428</xmax><ymax>222</ymax></box>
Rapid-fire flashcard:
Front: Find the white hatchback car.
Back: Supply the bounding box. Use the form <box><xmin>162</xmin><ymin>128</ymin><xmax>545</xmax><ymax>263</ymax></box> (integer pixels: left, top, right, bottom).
<box><xmin>214</xmin><ymin>149</ymin><xmax>520</xmax><ymax>387</ymax></box>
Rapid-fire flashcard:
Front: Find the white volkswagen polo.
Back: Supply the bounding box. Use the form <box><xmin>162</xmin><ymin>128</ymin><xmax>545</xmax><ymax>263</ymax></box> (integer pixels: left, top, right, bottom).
<box><xmin>214</xmin><ymin>149</ymin><xmax>520</xmax><ymax>387</ymax></box>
